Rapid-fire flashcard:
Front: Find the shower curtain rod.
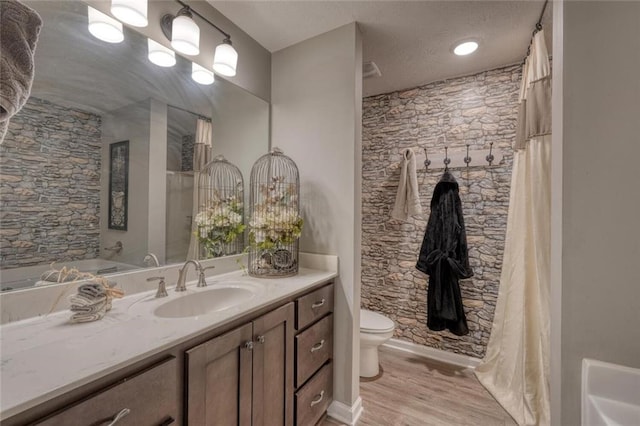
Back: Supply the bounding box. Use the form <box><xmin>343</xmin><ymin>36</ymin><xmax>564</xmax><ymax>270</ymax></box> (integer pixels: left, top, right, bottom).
<box><xmin>535</xmin><ymin>0</ymin><xmax>549</xmax><ymax>32</ymax></box>
<box><xmin>524</xmin><ymin>0</ymin><xmax>549</xmax><ymax>59</ymax></box>
<box><xmin>167</xmin><ymin>104</ymin><xmax>212</xmax><ymax>123</ymax></box>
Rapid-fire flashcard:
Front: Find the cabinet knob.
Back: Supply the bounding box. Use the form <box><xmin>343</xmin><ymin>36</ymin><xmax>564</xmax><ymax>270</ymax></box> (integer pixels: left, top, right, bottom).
<box><xmin>107</xmin><ymin>408</ymin><xmax>130</xmax><ymax>426</ymax></box>
<box><xmin>311</xmin><ymin>299</ymin><xmax>326</xmax><ymax>309</ymax></box>
<box><xmin>256</xmin><ymin>335</ymin><xmax>265</xmax><ymax>344</ymax></box>
<box><xmin>310</xmin><ymin>390</ymin><xmax>325</xmax><ymax>407</ymax></box>
<box><xmin>310</xmin><ymin>339</ymin><xmax>325</xmax><ymax>353</ymax></box>
<box><xmin>244</xmin><ymin>341</ymin><xmax>254</xmax><ymax>351</ymax></box>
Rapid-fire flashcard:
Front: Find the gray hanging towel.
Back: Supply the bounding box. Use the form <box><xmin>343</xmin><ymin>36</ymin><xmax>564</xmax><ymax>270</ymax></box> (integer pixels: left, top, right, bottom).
<box><xmin>0</xmin><ymin>0</ymin><xmax>42</xmax><ymax>143</ymax></box>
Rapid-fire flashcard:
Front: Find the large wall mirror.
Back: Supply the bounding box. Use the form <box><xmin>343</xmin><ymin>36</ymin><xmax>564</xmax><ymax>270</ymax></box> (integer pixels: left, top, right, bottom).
<box><xmin>0</xmin><ymin>1</ymin><xmax>269</xmax><ymax>292</ymax></box>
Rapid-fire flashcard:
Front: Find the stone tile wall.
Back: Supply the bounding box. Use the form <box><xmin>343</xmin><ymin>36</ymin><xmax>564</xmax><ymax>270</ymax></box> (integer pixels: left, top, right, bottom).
<box><xmin>0</xmin><ymin>97</ymin><xmax>102</xmax><ymax>269</ymax></box>
<box><xmin>361</xmin><ymin>64</ymin><xmax>521</xmax><ymax>358</ymax></box>
<box><xmin>181</xmin><ymin>133</ymin><xmax>195</xmax><ymax>172</ymax></box>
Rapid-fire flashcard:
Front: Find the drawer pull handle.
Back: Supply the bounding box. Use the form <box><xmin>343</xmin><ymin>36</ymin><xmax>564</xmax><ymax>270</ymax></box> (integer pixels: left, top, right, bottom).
<box><xmin>107</xmin><ymin>408</ymin><xmax>130</xmax><ymax>426</ymax></box>
<box><xmin>311</xmin><ymin>299</ymin><xmax>326</xmax><ymax>309</ymax></box>
<box><xmin>245</xmin><ymin>341</ymin><xmax>254</xmax><ymax>351</ymax></box>
<box><xmin>310</xmin><ymin>390</ymin><xmax>325</xmax><ymax>407</ymax></box>
<box><xmin>310</xmin><ymin>339</ymin><xmax>325</xmax><ymax>353</ymax></box>
<box><xmin>256</xmin><ymin>335</ymin><xmax>265</xmax><ymax>344</ymax></box>
<box><xmin>159</xmin><ymin>416</ymin><xmax>175</xmax><ymax>426</ymax></box>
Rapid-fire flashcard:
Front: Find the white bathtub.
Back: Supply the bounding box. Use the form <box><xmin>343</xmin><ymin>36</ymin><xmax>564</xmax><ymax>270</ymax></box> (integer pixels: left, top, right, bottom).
<box><xmin>0</xmin><ymin>259</ymin><xmax>139</xmax><ymax>292</ymax></box>
<box><xmin>583</xmin><ymin>358</ymin><xmax>640</xmax><ymax>426</ymax></box>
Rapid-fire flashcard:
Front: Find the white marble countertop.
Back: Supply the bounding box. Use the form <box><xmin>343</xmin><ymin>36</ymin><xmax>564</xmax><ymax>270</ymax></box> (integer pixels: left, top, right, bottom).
<box><xmin>0</xmin><ymin>267</ymin><xmax>337</xmax><ymax>420</ymax></box>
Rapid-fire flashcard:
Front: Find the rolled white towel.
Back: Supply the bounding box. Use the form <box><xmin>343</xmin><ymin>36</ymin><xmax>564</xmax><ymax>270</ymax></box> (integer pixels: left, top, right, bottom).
<box><xmin>70</xmin><ymin>298</ymin><xmax>108</xmax><ymax>314</ymax></box>
<box><xmin>69</xmin><ymin>293</ymin><xmax>106</xmax><ymax>307</ymax></box>
<box><xmin>70</xmin><ymin>310</ymin><xmax>106</xmax><ymax>323</ymax></box>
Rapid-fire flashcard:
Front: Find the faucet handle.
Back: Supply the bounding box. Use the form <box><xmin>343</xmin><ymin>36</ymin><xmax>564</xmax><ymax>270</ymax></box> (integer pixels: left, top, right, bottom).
<box><xmin>147</xmin><ymin>276</ymin><xmax>168</xmax><ymax>298</ymax></box>
<box><xmin>197</xmin><ymin>265</ymin><xmax>216</xmax><ymax>288</ymax></box>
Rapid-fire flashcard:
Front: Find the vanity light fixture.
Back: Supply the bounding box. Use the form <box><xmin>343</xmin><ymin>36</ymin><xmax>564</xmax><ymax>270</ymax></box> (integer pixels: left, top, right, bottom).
<box><xmin>148</xmin><ymin>39</ymin><xmax>176</xmax><ymax>67</ymax></box>
<box><xmin>111</xmin><ymin>0</ymin><xmax>148</xmax><ymax>28</ymax></box>
<box><xmin>170</xmin><ymin>7</ymin><xmax>200</xmax><ymax>56</ymax></box>
<box><xmin>161</xmin><ymin>1</ymin><xmax>238</xmax><ymax>76</ymax></box>
<box><xmin>213</xmin><ymin>38</ymin><xmax>238</xmax><ymax>77</ymax></box>
<box><xmin>87</xmin><ymin>6</ymin><xmax>124</xmax><ymax>44</ymax></box>
<box><xmin>192</xmin><ymin>62</ymin><xmax>214</xmax><ymax>85</ymax></box>
<box><xmin>453</xmin><ymin>40</ymin><xmax>479</xmax><ymax>56</ymax></box>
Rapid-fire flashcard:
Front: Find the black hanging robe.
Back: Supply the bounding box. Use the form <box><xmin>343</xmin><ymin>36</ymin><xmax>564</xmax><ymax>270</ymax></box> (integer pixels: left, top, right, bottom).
<box><xmin>416</xmin><ymin>171</ymin><xmax>473</xmax><ymax>336</ymax></box>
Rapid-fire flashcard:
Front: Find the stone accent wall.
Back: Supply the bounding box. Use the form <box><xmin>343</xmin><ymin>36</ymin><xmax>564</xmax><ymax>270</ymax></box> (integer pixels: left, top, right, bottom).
<box><xmin>181</xmin><ymin>133</ymin><xmax>195</xmax><ymax>172</ymax></box>
<box><xmin>0</xmin><ymin>97</ymin><xmax>102</xmax><ymax>269</ymax></box>
<box><xmin>361</xmin><ymin>64</ymin><xmax>521</xmax><ymax>358</ymax></box>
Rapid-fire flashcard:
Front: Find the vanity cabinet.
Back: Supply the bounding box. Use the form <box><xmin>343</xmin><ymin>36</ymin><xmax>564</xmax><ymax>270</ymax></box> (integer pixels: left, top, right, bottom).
<box><xmin>34</xmin><ymin>357</ymin><xmax>178</xmax><ymax>426</ymax></box>
<box><xmin>294</xmin><ymin>284</ymin><xmax>334</xmax><ymax>426</ymax></box>
<box><xmin>7</xmin><ymin>280</ymin><xmax>335</xmax><ymax>426</ymax></box>
<box><xmin>185</xmin><ymin>303</ymin><xmax>295</xmax><ymax>426</ymax></box>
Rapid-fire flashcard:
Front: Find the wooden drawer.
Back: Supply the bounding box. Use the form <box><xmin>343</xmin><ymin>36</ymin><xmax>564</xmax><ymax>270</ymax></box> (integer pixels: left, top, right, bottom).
<box><xmin>296</xmin><ymin>284</ymin><xmax>333</xmax><ymax>331</ymax></box>
<box><xmin>295</xmin><ymin>362</ymin><xmax>332</xmax><ymax>426</ymax></box>
<box><xmin>295</xmin><ymin>314</ymin><xmax>333</xmax><ymax>387</ymax></box>
<box><xmin>35</xmin><ymin>357</ymin><xmax>178</xmax><ymax>426</ymax></box>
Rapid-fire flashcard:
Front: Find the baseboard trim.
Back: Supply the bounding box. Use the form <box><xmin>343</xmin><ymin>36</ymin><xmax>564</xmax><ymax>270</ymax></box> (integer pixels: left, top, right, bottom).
<box><xmin>327</xmin><ymin>397</ymin><xmax>363</xmax><ymax>425</ymax></box>
<box><xmin>384</xmin><ymin>338</ymin><xmax>482</xmax><ymax>369</ymax></box>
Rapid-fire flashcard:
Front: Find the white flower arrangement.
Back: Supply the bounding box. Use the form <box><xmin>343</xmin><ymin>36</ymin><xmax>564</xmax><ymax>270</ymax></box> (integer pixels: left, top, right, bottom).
<box><xmin>248</xmin><ymin>178</ymin><xmax>303</xmax><ymax>252</ymax></box>
<box><xmin>195</xmin><ymin>194</ymin><xmax>245</xmax><ymax>257</ymax></box>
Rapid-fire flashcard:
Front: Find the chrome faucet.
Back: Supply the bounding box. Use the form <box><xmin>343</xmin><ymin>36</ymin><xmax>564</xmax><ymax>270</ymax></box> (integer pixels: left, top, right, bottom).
<box><xmin>175</xmin><ymin>259</ymin><xmax>202</xmax><ymax>292</ymax></box>
<box><xmin>143</xmin><ymin>253</ymin><xmax>160</xmax><ymax>267</ymax></box>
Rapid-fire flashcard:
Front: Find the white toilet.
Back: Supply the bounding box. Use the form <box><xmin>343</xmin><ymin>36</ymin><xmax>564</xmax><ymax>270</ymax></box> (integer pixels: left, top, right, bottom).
<box><xmin>359</xmin><ymin>309</ymin><xmax>395</xmax><ymax>378</ymax></box>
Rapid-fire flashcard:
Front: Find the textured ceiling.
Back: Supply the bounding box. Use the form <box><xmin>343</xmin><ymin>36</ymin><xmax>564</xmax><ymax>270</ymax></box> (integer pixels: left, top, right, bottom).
<box><xmin>210</xmin><ymin>1</ymin><xmax>552</xmax><ymax>96</ymax></box>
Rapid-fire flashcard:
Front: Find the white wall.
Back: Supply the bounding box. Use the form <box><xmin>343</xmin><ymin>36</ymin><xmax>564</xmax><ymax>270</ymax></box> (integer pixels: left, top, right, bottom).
<box><xmin>212</xmin><ymin>87</ymin><xmax>270</xmax><ymax>209</ymax></box>
<box><xmin>101</xmin><ymin>100</ymin><xmax>151</xmax><ymax>265</ymax></box>
<box><xmin>271</xmin><ymin>23</ymin><xmax>363</xmax><ymax>414</ymax></box>
<box><xmin>561</xmin><ymin>2</ymin><xmax>640</xmax><ymax>424</ymax></box>
<box><xmin>101</xmin><ymin>99</ymin><xmax>168</xmax><ymax>266</ymax></box>
<box><xmin>147</xmin><ymin>100</ymin><xmax>168</xmax><ymax>263</ymax></box>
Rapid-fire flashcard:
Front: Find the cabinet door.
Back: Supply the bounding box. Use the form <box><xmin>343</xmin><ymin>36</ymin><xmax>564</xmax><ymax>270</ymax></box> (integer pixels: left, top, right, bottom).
<box><xmin>186</xmin><ymin>322</ymin><xmax>253</xmax><ymax>426</ymax></box>
<box><xmin>252</xmin><ymin>302</ymin><xmax>295</xmax><ymax>426</ymax></box>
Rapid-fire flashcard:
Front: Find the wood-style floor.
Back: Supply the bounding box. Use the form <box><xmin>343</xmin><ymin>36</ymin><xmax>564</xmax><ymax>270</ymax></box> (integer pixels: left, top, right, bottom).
<box><xmin>320</xmin><ymin>346</ymin><xmax>516</xmax><ymax>426</ymax></box>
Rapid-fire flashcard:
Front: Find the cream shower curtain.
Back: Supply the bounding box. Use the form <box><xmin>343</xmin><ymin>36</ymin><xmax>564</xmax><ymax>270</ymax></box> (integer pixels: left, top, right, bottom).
<box><xmin>187</xmin><ymin>119</ymin><xmax>212</xmax><ymax>260</ymax></box>
<box><xmin>475</xmin><ymin>30</ymin><xmax>551</xmax><ymax>426</ymax></box>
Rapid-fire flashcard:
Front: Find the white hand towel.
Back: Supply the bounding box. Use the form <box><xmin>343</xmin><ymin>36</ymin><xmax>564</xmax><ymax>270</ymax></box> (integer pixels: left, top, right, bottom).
<box><xmin>391</xmin><ymin>148</ymin><xmax>422</xmax><ymax>221</ymax></box>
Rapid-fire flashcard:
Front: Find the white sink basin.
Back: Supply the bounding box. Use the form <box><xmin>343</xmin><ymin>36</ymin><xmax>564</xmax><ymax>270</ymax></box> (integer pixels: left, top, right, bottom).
<box><xmin>154</xmin><ymin>286</ymin><xmax>255</xmax><ymax>318</ymax></box>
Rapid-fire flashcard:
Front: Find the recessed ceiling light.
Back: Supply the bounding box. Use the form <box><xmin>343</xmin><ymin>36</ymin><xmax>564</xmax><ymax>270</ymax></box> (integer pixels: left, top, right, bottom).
<box><xmin>453</xmin><ymin>41</ymin><xmax>479</xmax><ymax>56</ymax></box>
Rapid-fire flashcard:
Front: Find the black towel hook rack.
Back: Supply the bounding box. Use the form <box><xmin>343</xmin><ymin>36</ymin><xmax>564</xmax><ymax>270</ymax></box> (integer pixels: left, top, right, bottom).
<box><xmin>464</xmin><ymin>144</ymin><xmax>472</xmax><ymax>167</ymax></box>
<box><xmin>486</xmin><ymin>142</ymin><xmax>495</xmax><ymax>166</ymax></box>
<box><xmin>444</xmin><ymin>147</ymin><xmax>451</xmax><ymax>171</ymax></box>
<box><xmin>423</xmin><ymin>147</ymin><xmax>431</xmax><ymax>170</ymax></box>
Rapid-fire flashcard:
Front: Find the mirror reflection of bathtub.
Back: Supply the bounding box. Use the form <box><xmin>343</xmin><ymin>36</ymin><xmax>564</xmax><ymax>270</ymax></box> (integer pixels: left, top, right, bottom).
<box><xmin>0</xmin><ymin>259</ymin><xmax>139</xmax><ymax>292</ymax></box>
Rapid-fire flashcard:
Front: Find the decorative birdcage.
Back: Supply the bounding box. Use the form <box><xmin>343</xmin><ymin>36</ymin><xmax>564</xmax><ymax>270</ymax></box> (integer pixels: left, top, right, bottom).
<box><xmin>195</xmin><ymin>155</ymin><xmax>245</xmax><ymax>258</ymax></box>
<box><xmin>248</xmin><ymin>147</ymin><xmax>302</xmax><ymax>277</ymax></box>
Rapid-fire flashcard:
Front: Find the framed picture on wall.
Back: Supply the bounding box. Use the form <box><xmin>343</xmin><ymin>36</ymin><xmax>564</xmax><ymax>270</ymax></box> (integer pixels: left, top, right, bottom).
<box><xmin>108</xmin><ymin>140</ymin><xmax>129</xmax><ymax>231</ymax></box>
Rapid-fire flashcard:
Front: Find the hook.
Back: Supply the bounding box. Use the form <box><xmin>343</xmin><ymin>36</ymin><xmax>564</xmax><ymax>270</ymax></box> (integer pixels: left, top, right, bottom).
<box><xmin>464</xmin><ymin>144</ymin><xmax>472</xmax><ymax>167</ymax></box>
<box><xmin>444</xmin><ymin>146</ymin><xmax>451</xmax><ymax>171</ymax></box>
<box><xmin>486</xmin><ymin>142</ymin><xmax>495</xmax><ymax>166</ymax></box>
<box><xmin>423</xmin><ymin>147</ymin><xmax>431</xmax><ymax>170</ymax></box>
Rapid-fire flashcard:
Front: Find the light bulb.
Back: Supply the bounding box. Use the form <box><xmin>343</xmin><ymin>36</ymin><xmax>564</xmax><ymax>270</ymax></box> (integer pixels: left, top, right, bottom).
<box><xmin>111</xmin><ymin>0</ymin><xmax>148</xmax><ymax>27</ymax></box>
<box><xmin>87</xmin><ymin>6</ymin><xmax>124</xmax><ymax>44</ymax></box>
<box><xmin>192</xmin><ymin>63</ymin><xmax>214</xmax><ymax>85</ymax></box>
<box><xmin>148</xmin><ymin>39</ymin><xmax>176</xmax><ymax>67</ymax></box>
<box><xmin>213</xmin><ymin>40</ymin><xmax>238</xmax><ymax>77</ymax></box>
<box><xmin>172</xmin><ymin>12</ymin><xmax>200</xmax><ymax>56</ymax></box>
